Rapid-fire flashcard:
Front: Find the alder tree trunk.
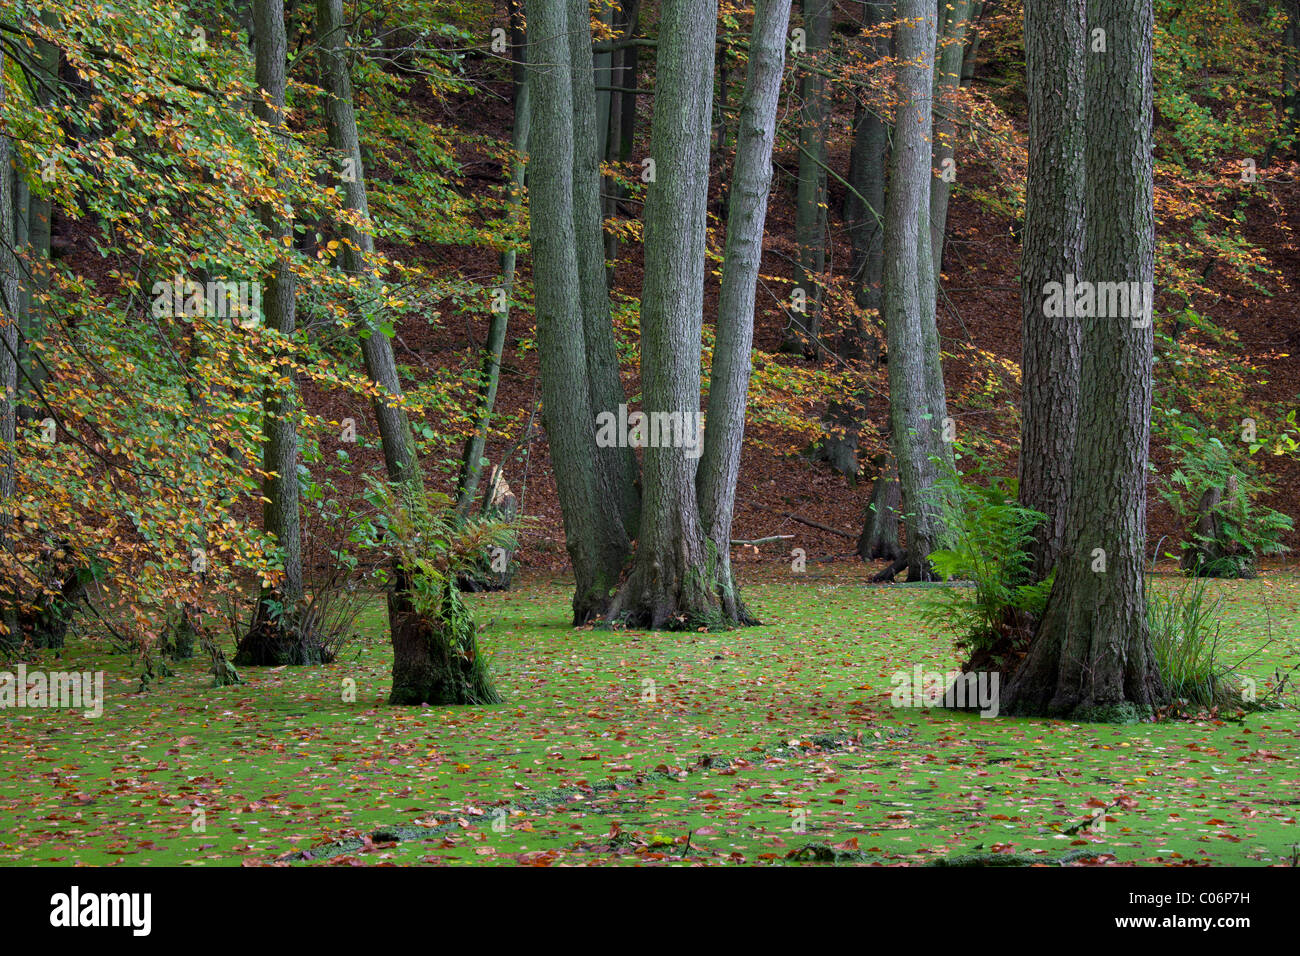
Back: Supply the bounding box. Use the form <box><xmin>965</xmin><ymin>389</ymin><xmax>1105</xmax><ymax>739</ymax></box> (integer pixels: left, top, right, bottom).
<box><xmin>858</xmin><ymin>456</ymin><xmax>903</xmax><ymax>563</ymax></box>
<box><xmin>238</xmin><ymin>0</ymin><xmax>317</xmax><ymax>666</ymax></box>
<box><xmin>527</xmin><ymin>0</ymin><xmax>628</xmax><ymax>623</ymax></box>
<box><xmin>319</xmin><ymin>0</ymin><xmax>496</xmax><ymax>702</ymax></box>
<box><xmin>607</xmin><ymin>0</ymin><xmax>721</xmax><ymax>628</ymax></box>
<box><xmin>568</xmin><ymin>0</ymin><xmax>641</xmax><ymax>538</ymax></box>
<box><xmin>882</xmin><ymin>0</ymin><xmax>951</xmax><ymax>582</ymax></box>
<box><xmin>1003</xmin><ymin>0</ymin><xmax>1166</xmax><ymax>720</ymax></box>
<box><xmin>696</xmin><ymin>0</ymin><xmax>793</xmax><ymax>627</ymax></box>
<box><xmin>1018</xmin><ymin>0</ymin><xmax>1085</xmax><ymax>583</ymax></box>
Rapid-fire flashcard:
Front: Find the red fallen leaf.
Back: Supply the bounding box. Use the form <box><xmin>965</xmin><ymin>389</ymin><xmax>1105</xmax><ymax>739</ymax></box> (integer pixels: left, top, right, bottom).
<box><xmin>695</xmin><ymin>826</ymin><xmax>718</xmax><ymax>835</ymax></box>
<box><xmin>1070</xmin><ymin>839</ymin><xmax>1089</xmax><ymax>845</ymax></box>
<box><xmin>990</xmin><ymin>814</ymin><xmax>1010</xmax><ymax>820</ymax></box>
<box><xmin>1085</xmin><ymin>797</ymin><xmax>1109</xmax><ymax>808</ymax></box>
<box><xmin>579</xmin><ymin>754</ymin><xmax>600</xmax><ymax>761</ymax></box>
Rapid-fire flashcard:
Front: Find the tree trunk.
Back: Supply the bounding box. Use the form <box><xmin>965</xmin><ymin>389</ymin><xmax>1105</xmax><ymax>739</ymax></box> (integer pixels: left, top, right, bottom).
<box><xmin>1285</xmin><ymin>0</ymin><xmax>1299</xmax><ymax>146</ymax></box>
<box><xmin>883</xmin><ymin>0</ymin><xmax>950</xmax><ymax>582</ymax></box>
<box><xmin>318</xmin><ymin>0</ymin><xmax>496</xmax><ymax>703</ymax></box>
<box><xmin>1003</xmin><ymin>0</ymin><xmax>1165</xmax><ymax>720</ymax></box>
<box><xmin>601</xmin><ymin>2</ymin><xmax>643</xmax><ymax>283</ymax></box>
<box><xmin>961</xmin><ymin>1</ymin><xmax>984</xmax><ymax>84</ymax></box>
<box><xmin>237</xmin><ymin>0</ymin><xmax>315</xmax><ymax>666</ymax></box>
<box><xmin>527</xmin><ymin>0</ymin><xmax>628</xmax><ymax>623</ymax></box>
<box><xmin>607</xmin><ymin>0</ymin><xmax>720</xmax><ymax>628</ymax></box>
<box><xmin>697</xmin><ymin>0</ymin><xmax>792</xmax><ymax>627</ymax></box>
<box><xmin>0</xmin><ymin>53</ymin><xmax>21</xmax><ymax>645</ymax></box>
<box><xmin>782</xmin><ymin>0</ymin><xmax>831</xmax><ymax>356</ymax></box>
<box><xmin>857</xmin><ymin>456</ymin><xmax>903</xmax><ymax>562</ymax></box>
<box><xmin>928</xmin><ymin>0</ymin><xmax>975</xmax><ymax>276</ymax></box>
<box><xmin>1017</xmin><ymin>0</ymin><xmax>1086</xmax><ymax>583</ymax></box>
<box><xmin>1180</xmin><ymin>477</ymin><xmax>1251</xmax><ymax>578</ymax></box>
<box><xmin>846</xmin><ymin>1</ymin><xmax>892</xmax><ymax>323</ymax></box>
<box><xmin>19</xmin><ymin>10</ymin><xmax>58</xmax><ymax>416</ymax></box>
<box><xmin>568</xmin><ymin>0</ymin><xmax>641</xmax><ymax>539</ymax></box>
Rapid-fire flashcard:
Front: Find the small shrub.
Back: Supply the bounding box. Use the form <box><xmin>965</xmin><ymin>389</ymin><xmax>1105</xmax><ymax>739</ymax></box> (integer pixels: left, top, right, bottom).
<box><xmin>1147</xmin><ymin>577</ymin><xmax>1247</xmax><ymax>711</ymax></box>
<box><xmin>1159</xmin><ymin>413</ymin><xmax>1292</xmax><ymax>578</ymax></box>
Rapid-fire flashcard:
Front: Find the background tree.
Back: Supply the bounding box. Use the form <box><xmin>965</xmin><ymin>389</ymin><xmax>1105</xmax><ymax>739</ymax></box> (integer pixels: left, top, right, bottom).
<box><xmin>456</xmin><ymin>3</ymin><xmax>530</xmax><ymax>520</ymax></box>
<box><xmin>236</xmin><ymin>0</ymin><xmax>312</xmax><ymax>666</ymax></box>
<box><xmin>880</xmin><ymin>0</ymin><xmax>950</xmax><ymax>582</ymax></box>
<box><xmin>928</xmin><ymin>0</ymin><xmax>976</xmax><ymax>275</ymax></box>
<box><xmin>846</xmin><ymin>0</ymin><xmax>893</xmax><ymax>320</ymax></box>
<box><xmin>782</xmin><ymin>0</ymin><xmax>832</xmax><ymax>356</ymax></box>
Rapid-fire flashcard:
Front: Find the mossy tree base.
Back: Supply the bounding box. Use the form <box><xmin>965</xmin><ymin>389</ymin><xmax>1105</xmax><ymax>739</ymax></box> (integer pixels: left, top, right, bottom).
<box><xmin>234</xmin><ymin>592</ymin><xmax>323</xmax><ymax>667</ymax></box>
<box><xmin>388</xmin><ymin>573</ymin><xmax>501</xmax><ymax>706</ymax></box>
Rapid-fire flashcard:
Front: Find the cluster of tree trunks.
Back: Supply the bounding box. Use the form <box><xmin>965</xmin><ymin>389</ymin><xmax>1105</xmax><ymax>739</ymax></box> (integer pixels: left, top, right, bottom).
<box><xmin>881</xmin><ymin>0</ymin><xmax>953</xmax><ymax>583</ymax></box>
<box><xmin>531</xmin><ymin>0</ymin><xmax>790</xmax><ymax>628</ymax></box>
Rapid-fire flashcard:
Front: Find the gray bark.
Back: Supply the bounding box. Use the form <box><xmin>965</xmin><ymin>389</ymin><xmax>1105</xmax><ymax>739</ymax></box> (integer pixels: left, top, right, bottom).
<box><xmin>238</xmin><ymin>0</ymin><xmax>310</xmax><ymax>665</ymax></box>
<box><xmin>783</xmin><ymin>0</ymin><xmax>832</xmax><ymax>356</ymax></box>
<box><xmin>858</xmin><ymin>454</ymin><xmax>903</xmax><ymax>562</ymax></box>
<box><xmin>883</xmin><ymin>0</ymin><xmax>950</xmax><ymax>581</ymax></box>
<box><xmin>607</xmin><ymin>0</ymin><xmax>719</xmax><ymax>628</ymax></box>
<box><xmin>1004</xmin><ymin>0</ymin><xmax>1165</xmax><ymax>719</ymax></box>
<box><xmin>317</xmin><ymin>0</ymin><xmax>420</xmax><ymax>488</ymax></box>
<box><xmin>528</xmin><ymin>0</ymin><xmax>626</xmax><ymax>622</ymax></box>
<box><xmin>697</xmin><ymin>0</ymin><xmax>793</xmax><ymax>626</ymax></box>
<box><xmin>928</xmin><ymin>0</ymin><xmax>976</xmax><ymax>276</ymax></box>
<box><xmin>0</xmin><ymin>54</ymin><xmax>19</xmax><ymax>643</ymax></box>
<box><xmin>846</xmin><ymin>1</ymin><xmax>893</xmax><ymax>322</ymax></box>
<box><xmin>1017</xmin><ymin>0</ymin><xmax>1086</xmax><ymax>582</ymax></box>
<box><xmin>568</xmin><ymin>0</ymin><xmax>641</xmax><ymax>538</ymax></box>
